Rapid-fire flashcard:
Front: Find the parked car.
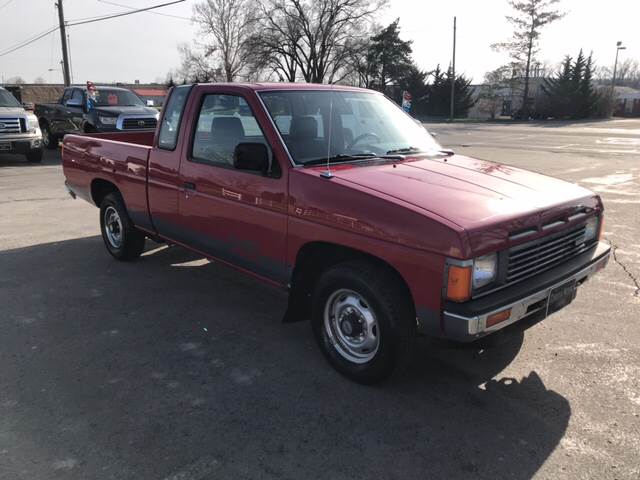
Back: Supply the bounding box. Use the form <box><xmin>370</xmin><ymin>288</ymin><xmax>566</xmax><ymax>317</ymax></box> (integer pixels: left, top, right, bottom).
<box><xmin>62</xmin><ymin>83</ymin><xmax>611</xmax><ymax>383</ymax></box>
<box><xmin>35</xmin><ymin>85</ymin><xmax>159</xmax><ymax>149</ymax></box>
<box><xmin>0</xmin><ymin>86</ymin><xmax>43</xmax><ymax>163</ymax></box>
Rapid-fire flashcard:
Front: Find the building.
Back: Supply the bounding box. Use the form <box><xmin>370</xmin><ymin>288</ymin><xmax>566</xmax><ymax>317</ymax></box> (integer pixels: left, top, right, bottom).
<box><xmin>467</xmin><ymin>76</ymin><xmax>549</xmax><ymax>120</ymax></box>
<box><xmin>131</xmin><ymin>87</ymin><xmax>168</xmax><ymax>107</ymax></box>
<box><xmin>614</xmin><ymin>87</ymin><xmax>640</xmax><ymax>117</ymax></box>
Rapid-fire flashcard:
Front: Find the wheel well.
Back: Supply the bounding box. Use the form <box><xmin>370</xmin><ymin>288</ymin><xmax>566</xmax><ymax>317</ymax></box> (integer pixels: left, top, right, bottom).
<box><xmin>91</xmin><ymin>179</ymin><xmax>119</xmax><ymax>207</ymax></box>
<box><xmin>38</xmin><ymin>118</ymin><xmax>48</xmax><ymax>128</ymax></box>
<box><xmin>284</xmin><ymin>241</ymin><xmax>415</xmax><ymax>323</ymax></box>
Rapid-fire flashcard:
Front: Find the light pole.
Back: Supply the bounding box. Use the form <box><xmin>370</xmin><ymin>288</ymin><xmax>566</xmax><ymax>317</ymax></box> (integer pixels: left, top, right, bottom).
<box><xmin>612</xmin><ymin>41</ymin><xmax>626</xmax><ymax>89</ymax></box>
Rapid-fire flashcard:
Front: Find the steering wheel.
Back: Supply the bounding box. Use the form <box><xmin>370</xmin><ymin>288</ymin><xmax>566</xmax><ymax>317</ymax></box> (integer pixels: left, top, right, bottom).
<box><xmin>348</xmin><ymin>132</ymin><xmax>380</xmax><ymax>149</ymax></box>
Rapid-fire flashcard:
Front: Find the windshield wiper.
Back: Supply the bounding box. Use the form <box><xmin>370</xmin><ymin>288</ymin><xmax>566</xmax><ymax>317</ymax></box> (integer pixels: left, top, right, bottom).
<box><xmin>385</xmin><ymin>147</ymin><xmax>426</xmax><ymax>155</ymax></box>
<box><xmin>303</xmin><ymin>153</ymin><xmax>391</xmax><ymax>166</ymax></box>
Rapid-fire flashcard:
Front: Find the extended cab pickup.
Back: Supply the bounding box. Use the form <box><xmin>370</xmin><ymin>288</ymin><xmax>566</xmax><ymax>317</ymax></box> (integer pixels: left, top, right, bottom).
<box><xmin>62</xmin><ymin>83</ymin><xmax>611</xmax><ymax>383</ymax></box>
<box><xmin>35</xmin><ymin>85</ymin><xmax>159</xmax><ymax>149</ymax></box>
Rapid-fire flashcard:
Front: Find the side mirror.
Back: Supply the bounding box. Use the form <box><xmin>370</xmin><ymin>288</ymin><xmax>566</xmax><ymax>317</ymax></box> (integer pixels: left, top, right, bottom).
<box><xmin>65</xmin><ymin>98</ymin><xmax>83</xmax><ymax>107</ymax></box>
<box><xmin>234</xmin><ymin>142</ymin><xmax>269</xmax><ymax>173</ymax></box>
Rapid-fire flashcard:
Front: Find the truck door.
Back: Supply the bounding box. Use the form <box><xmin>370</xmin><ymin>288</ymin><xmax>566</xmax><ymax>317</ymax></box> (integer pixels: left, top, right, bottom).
<box><xmin>176</xmin><ymin>88</ymin><xmax>289</xmax><ymax>285</ymax></box>
<box><xmin>51</xmin><ymin>88</ymin><xmax>72</xmax><ymax>135</ymax></box>
<box><xmin>64</xmin><ymin>88</ymin><xmax>85</xmax><ymax>133</ymax></box>
<box><xmin>147</xmin><ymin>85</ymin><xmax>192</xmax><ymax>236</ymax></box>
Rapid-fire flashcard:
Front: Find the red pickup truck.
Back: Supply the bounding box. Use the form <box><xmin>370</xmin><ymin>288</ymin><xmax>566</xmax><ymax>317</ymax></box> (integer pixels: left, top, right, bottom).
<box><xmin>63</xmin><ymin>83</ymin><xmax>611</xmax><ymax>383</ymax></box>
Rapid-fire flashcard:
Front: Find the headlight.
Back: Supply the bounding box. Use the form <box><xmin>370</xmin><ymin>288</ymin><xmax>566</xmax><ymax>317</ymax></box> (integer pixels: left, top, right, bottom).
<box><xmin>473</xmin><ymin>253</ymin><xmax>497</xmax><ymax>290</ymax></box>
<box><xmin>99</xmin><ymin>116</ymin><xmax>118</xmax><ymax>125</ymax></box>
<box><xmin>584</xmin><ymin>216</ymin><xmax>599</xmax><ymax>243</ymax></box>
<box><xmin>27</xmin><ymin>114</ymin><xmax>40</xmax><ymax>133</ymax></box>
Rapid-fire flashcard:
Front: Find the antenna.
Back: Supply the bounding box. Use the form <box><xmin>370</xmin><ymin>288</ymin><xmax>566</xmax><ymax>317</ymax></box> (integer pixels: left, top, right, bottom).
<box><xmin>321</xmin><ymin>84</ymin><xmax>334</xmax><ymax>179</ymax></box>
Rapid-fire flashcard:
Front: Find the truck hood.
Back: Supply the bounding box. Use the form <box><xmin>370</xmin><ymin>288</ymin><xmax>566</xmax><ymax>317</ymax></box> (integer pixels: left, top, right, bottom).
<box><xmin>0</xmin><ymin>106</ymin><xmax>27</xmax><ymax>116</ymax></box>
<box><xmin>318</xmin><ymin>155</ymin><xmax>600</xmax><ymax>253</ymax></box>
<box><xmin>92</xmin><ymin>106</ymin><xmax>158</xmax><ymax>116</ymax></box>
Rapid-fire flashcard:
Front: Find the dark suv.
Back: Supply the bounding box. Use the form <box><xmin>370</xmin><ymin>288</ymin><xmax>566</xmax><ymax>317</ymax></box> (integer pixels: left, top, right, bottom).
<box><xmin>34</xmin><ymin>86</ymin><xmax>160</xmax><ymax>149</ymax></box>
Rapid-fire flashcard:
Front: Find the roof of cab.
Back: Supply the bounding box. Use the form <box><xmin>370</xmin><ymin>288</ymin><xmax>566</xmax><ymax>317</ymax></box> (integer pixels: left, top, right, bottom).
<box><xmin>190</xmin><ymin>82</ymin><xmax>378</xmax><ymax>93</ymax></box>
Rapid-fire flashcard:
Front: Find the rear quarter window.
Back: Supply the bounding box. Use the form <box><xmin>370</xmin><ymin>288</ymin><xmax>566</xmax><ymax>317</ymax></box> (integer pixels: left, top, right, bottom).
<box><xmin>158</xmin><ymin>85</ymin><xmax>192</xmax><ymax>150</ymax></box>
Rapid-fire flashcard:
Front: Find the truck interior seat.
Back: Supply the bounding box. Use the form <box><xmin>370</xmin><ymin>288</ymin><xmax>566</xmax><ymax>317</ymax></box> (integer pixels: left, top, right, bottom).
<box><xmin>210</xmin><ymin>116</ymin><xmax>246</xmax><ymax>165</ymax></box>
<box><xmin>287</xmin><ymin>116</ymin><xmax>326</xmax><ymax>161</ymax></box>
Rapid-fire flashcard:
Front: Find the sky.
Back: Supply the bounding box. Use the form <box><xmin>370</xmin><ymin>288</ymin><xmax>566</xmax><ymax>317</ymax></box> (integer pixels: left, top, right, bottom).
<box><xmin>0</xmin><ymin>0</ymin><xmax>638</xmax><ymax>85</ymax></box>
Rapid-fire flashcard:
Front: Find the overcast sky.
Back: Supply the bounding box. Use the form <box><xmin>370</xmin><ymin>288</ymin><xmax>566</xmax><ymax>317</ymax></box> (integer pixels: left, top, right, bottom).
<box><xmin>1</xmin><ymin>0</ymin><xmax>638</xmax><ymax>85</ymax></box>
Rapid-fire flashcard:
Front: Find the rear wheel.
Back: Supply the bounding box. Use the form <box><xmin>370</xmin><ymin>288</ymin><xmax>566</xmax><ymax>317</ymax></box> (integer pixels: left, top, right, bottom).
<box><xmin>26</xmin><ymin>149</ymin><xmax>43</xmax><ymax>163</ymax></box>
<box><xmin>40</xmin><ymin>122</ymin><xmax>58</xmax><ymax>150</ymax></box>
<box><xmin>311</xmin><ymin>261</ymin><xmax>415</xmax><ymax>384</ymax></box>
<box><xmin>99</xmin><ymin>192</ymin><xmax>145</xmax><ymax>261</ymax></box>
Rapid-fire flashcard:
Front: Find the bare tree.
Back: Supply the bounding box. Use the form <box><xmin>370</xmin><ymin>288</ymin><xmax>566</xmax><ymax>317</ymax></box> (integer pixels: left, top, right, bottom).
<box><xmin>492</xmin><ymin>0</ymin><xmax>565</xmax><ymax>118</ymax></box>
<box><xmin>6</xmin><ymin>76</ymin><xmax>25</xmax><ymax>84</ymax></box>
<box><xmin>598</xmin><ymin>59</ymin><xmax>640</xmax><ymax>89</ymax></box>
<box><xmin>176</xmin><ymin>43</ymin><xmax>223</xmax><ymax>82</ymax></box>
<box><xmin>192</xmin><ymin>0</ymin><xmax>258</xmax><ymax>82</ymax></box>
<box><xmin>249</xmin><ymin>0</ymin><xmax>386</xmax><ymax>84</ymax></box>
<box><xmin>478</xmin><ymin>66</ymin><xmax>511</xmax><ymax>119</ymax></box>
<box><xmin>33</xmin><ymin>76</ymin><xmax>46</xmax><ymax>84</ymax></box>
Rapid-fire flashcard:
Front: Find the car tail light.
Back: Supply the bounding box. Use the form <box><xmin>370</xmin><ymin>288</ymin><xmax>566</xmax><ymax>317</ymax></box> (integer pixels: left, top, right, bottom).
<box><xmin>446</xmin><ymin>265</ymin><xmax>472</xmax><ymax>302</ymax></box>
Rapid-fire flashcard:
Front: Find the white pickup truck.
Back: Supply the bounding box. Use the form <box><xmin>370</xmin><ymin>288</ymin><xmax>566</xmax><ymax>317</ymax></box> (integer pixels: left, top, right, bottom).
<box><xmin>0</xmin><ymin>87</ymin><xmax>43</xmax><ymax>163</ymax></box>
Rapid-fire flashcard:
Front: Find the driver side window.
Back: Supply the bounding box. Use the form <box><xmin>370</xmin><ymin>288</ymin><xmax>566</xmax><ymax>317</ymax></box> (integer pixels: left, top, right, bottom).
<box><xmin>191</xmin><ymin>94</ymin><xmax>269</xmax><ymax>170</ymax></box>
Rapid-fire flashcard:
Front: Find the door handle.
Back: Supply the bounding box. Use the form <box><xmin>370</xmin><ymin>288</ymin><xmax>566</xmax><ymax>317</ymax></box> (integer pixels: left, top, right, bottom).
<box><xmin>183</xmin><ymin>182</ymin><xmax>196</xmax><ymax>190</ymax></box>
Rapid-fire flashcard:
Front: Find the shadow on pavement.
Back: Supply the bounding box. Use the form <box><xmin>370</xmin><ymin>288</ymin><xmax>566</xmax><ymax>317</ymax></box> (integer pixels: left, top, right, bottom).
<box><xmin>0</xmin><ymin>236</ymin><xmax>570</xmax><ymax>480</ymax></box>
<box><xmin>0</xmin><ymin>149</ymin><xmax>61</xmax><ymax>167</ymax></box>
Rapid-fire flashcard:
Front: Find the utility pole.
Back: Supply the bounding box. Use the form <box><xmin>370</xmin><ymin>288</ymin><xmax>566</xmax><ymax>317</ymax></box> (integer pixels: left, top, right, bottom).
<box><xmin>56</xmin><ymin>0</ymin><xmax>71</xmax><ymax>86</ymax></box>
<box><xmin>449</xmin><ymin>16</ymin><xmax>456</xmax><ymax>122</ymax></box>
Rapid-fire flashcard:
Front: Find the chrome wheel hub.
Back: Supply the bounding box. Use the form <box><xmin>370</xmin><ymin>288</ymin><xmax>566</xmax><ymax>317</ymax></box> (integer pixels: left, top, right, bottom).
<box><xmin>324</xmin><ymin>289</ymin><xmax>379</xmax><ymax>364</ymax></box>
<box><xmin>104</xmin><ymin>206</ymin><xmax>123</xmax><ymax>248</ymax></box>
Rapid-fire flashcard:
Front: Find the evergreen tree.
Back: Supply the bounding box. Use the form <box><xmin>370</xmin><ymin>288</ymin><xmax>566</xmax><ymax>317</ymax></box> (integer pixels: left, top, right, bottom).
<box><xmin>365</xmin><ymin>19</ymin><xmax>415</xmax><ymax>94</ymax></box>
<box><xmin>167</xmin><ymin>76</ymin><xmax>176</xmax><ymax>88</ymax></box>
<box><xmin>542</xmin><ymin>51</ymin><xmax>600</xmax><ymax>119</ymax></box>
<box><xmin>425</xmin><ymin>65</ymin><xmax>475</xmax><ymax>117</ymax></box>
<box><xmin>578</xmin><ymin>53</ymin><xmax>596</xmax><ymax>118</ymax></box>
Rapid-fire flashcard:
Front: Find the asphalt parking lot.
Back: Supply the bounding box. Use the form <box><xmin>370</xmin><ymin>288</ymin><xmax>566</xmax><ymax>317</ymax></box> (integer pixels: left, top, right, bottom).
<box><xmin>1</xmin><ymin>120</ymin><xmax>639</xmax><ymax>479</ymax></box>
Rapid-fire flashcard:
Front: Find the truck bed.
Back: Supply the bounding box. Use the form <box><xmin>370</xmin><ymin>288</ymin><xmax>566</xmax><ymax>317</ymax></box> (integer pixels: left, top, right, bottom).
<box><xmin>63</xmin><ymin>131</ymin><xmax>155</xmax><ymax>230</ymax></box>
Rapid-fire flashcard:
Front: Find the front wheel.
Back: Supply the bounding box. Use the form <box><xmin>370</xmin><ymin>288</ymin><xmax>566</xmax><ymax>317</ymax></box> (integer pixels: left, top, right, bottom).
<box><xmin>99</xmin><ymin>192</ymin><xmax>146</xmax><ymax>261</ymax></box>
<box><xmin>40</xmin><ymin>122</ymin><xmax>58</xmax><ymax>150</ymax></box>
<box><xmin>311</xmin><ymin>261</ymin><xmax>415</xmax><ymax>384</ymax></box>
<box><xmin>26</xmin><ymin>149</ymin><xmax>43</xmax><ymax>163</ymax></box>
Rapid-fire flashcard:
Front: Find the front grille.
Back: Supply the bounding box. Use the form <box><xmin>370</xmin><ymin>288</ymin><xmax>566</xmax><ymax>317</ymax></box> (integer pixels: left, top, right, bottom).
<box><xmin>505</xmin><ymin>224</ymin><xmax>591</xmax><ymax>284</ymax></box>
<box><xmin>121</xmin><ymin>117</ymin><xmax>157</xmax><ymax>130</ymax></box>
<box><xmin>0</xmin><ymin>117</ymin><xmax>22</xmax><ymax>134</ymax></box>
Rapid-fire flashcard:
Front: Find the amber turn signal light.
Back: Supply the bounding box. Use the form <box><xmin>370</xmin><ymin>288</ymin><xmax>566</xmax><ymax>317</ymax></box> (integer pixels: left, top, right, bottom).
<box><xmin>446</xmin><ymin>265</ymin><xmax>472</xmax><ymax>302</ymax></box>
<box><xmin>486</xmin><ymin>308</ymin><xmax>512</xmax><ymax>328</ymax></box>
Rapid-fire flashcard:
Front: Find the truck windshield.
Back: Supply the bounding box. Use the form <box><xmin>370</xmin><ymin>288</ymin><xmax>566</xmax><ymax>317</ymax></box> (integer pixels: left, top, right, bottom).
<box><xmin>259</xmin><ymin>90</ymin><xmax>442</xmax><ymax>165</ymax></box>
<box><xmin>0</xmin><ymin>90</ymin><xmax>21</xmax><ymax>108</ymax></box>
<box><xmin>93</xmin><ymin>89</ymin><xmax>145</xmax><ymax>107</ymax></box>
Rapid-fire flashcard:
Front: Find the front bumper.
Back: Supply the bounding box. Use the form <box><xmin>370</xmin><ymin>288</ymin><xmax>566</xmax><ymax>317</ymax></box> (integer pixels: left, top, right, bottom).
<box><xmin>0</xmin><ymin>135</ymin><xmax>43</xmax><ymax>154</ymax></box>
<box><xmin>441</xmin><ymin>241</ymin><xmax>611</xmax><ymax>342</ymax></box>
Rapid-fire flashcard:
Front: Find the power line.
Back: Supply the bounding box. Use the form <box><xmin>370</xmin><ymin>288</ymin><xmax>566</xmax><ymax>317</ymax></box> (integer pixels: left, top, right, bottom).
<box><xmin>96</xmin><ymin>0</ymin><xmax>190</xmax><ymax>20</ymax></box>
<box><xmin>0</xmin><ymin>0</ymin><xmax>14</xmax><ymax>12</ymax></box>
<box><xmin>0</xmin><ymin>0</ymin><xmax>186</xmax><ymax>58</ymax></box>
<box><xmin>0</xmin><ymin>26</ymin><xmax>60</xmax><ymax>58</ymax></box>
<box><xmin>67</xmin><ymin>0</ymin><xmax>186</xmax><ymax>27</ymax></box>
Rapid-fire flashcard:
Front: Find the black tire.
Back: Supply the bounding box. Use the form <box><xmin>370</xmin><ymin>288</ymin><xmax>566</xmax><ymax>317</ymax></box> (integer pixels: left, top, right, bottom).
<box><xmin>40</xmin><ymin>122</ymin><xmax>59</xmax><ymax>150</ymax></box>
<box><xmin>99</xmin><ymin>192</ymin><xmax>146</xmax><ymax>261</ymax></box>
<box><xmin>26</xmin><ymin>149</ymin><xmax>43</xmax><ymax>163</ymax></box>
<box><xmin>311</xmin><ymin>260</ymin><xmax>415</xmax><ymax>384</ymax></box>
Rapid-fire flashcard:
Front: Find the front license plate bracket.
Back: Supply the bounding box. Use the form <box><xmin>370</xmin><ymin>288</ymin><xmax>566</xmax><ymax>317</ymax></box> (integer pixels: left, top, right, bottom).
<box><xmin>547</xmin><ymin>280</ymin><xmax>577</xmax><ymax>316</ymax></box>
